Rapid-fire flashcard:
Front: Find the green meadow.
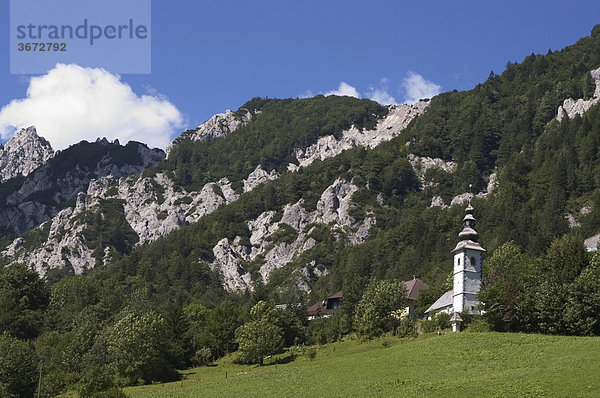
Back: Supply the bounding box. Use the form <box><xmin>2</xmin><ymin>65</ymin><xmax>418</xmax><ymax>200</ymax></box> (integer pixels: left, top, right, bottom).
<box><xmin>125</xmin><ymin>332</ymin><xmax>600</xmax><ymax>397</ymax></box>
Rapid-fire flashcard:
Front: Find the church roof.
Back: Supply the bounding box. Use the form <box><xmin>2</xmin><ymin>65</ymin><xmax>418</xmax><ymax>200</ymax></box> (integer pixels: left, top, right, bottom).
<box><xmin>452</xmin><ymin>200</ymin><xmax>485</xmax><ymax>252</ymax></box>
<box><xmin>424</xmin><ymin>289</ymin><xmax>453</xmax><ymax>313</ymax></box>
<box><xmin>452</xmin><ymin>240</ymin><xmax>486</xmax><ymax>253</ymax></box>
<box><xmin>404</xmin><ymin>276</ymin><xmax>429</xmax><ymax>300</ymax></box>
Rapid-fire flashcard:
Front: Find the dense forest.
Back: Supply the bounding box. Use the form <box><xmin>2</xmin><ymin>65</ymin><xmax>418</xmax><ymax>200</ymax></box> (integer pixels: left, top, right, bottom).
<box><xmin>2</xmin><ymin>25</ymin><xmax>600</xmax><ymax>398</ymax></box>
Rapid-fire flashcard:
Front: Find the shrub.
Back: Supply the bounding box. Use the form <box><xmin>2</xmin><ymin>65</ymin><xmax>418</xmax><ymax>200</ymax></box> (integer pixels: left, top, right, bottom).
<box><xmin>353</xmin><ymin>280</ymin><xmax>408</xmax><ymax>338</ymax></box>
<box><xmin>396</xmin><ymin>316</ymin><xmax>417</xmax><ymax>338</ymax></box>
<box><xmin>465</xmin><ymin>317</ymin><xmax>490</xmax><ymax>332</ymax></box>
<box><xmin>192</xmin><ymin>347</ymin><xmax>213</xmax><ymax>366</ymax></box>
<box><xmin>304</xmin><ymin>347</ymin><xmax>317</xmax><ymax>361</ymax></box>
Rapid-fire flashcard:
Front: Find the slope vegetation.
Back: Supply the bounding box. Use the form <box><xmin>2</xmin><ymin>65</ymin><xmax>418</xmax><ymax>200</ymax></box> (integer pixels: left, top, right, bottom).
<box><xmin>126</xmin><ymin>332</ymin><xmax>600</xmax><ymax>398</ymax></box>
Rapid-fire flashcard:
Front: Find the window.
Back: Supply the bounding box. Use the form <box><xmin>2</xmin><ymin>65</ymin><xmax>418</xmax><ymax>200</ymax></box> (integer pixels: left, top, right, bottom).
<box><xmin>471</xmin><ymin>256</ymin><xmax>476</xmax><ymax>267</ymax></box>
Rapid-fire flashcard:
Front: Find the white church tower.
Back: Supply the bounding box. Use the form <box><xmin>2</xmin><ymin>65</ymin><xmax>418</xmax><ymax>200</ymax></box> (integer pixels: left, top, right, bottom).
<box><xmin>452</xmin><ymin>201</ymin><xmax>485</xmax><ymax>316</ymax></box>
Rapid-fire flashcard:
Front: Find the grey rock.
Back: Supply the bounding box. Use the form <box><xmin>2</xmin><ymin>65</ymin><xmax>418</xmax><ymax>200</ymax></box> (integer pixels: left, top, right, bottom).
<box><xmin>208</xmin><ymin>178</ymin><xmax>373</xmax><ymax>291</ymax></box>
<box><xmin>280</xmin><ymin>201</ymin><xmax>314</xmax><ymax>231</ymax></box>
<box><xmin>243</xmin><ymin>165</ymin><xmax>279</xmax><ymax>193</ymax></box>
<box><xmin>0</xmin><ymin>126</ymin><xmax>54</xmax><ymax>182</ymax></box>
<box><xmin>580</xmin><ymin>206</ymin><xmax>592</xmax><ymax>215</ymax></box>
<box><xmin>430</xmin><ymin>195</ymin><xmax>446</xmax><ymax>208</ymax></box>
<box><xmin>450</xmin><ymin>193</ymin><xmax>473</xmax><ymax>207</ymax></box>
<box><xmin>408</xmin><ymin>153</ymin><xmax>456</xmax><ymax>187</ymax></box>
<box><xmin>167</xmin><ymin>109</ymin><xmax>252</xmax><ymax>155</ymax></box>
<box><xmin>295</xmin><ymin>101</ymin><xmax>428</xmax><ymax>167</ymax></box>
<box><xmin>210</xmin><ymin>238</ymin><xmax>252</xmax><ymax>291</ymax></box>
<box><xmin>584</xmin><ymin>233</ymin><xmax>600</xmax><ymax>252</ymax></box>
<box><xmin>565</xmin><ymin>213</ymin><xmax>581</xmax><ymax>229</ymax></box>
<box><xmin>557</xmin><ymin>67</ymin><xmax>600</xmax><ymax>121</ymax></box>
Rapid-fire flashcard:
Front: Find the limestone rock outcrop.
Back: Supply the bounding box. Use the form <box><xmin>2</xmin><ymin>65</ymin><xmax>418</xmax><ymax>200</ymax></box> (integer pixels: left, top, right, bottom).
<box><xmin>295</xmin><ymin>101</ymin><xmax>429</xmax><ymax>168</ymax></box>
<box><xmin>557</xmin><ymin>67</ymin><xmax>600</xmax><ymax>121</ymax></box>
<box><xmin>207</xmin><ymin>178</ymin><xmax>374</xmax><ymax>292</ymax></box>
<box><xmin>0</xmin><ymin>126</ymin><xmax>54</xmax><ymax>182</ymax></box>
<box><xmin>167</xmin><ymin>109</ymin><xmax>252</xmax><ymax>154</ymax></box>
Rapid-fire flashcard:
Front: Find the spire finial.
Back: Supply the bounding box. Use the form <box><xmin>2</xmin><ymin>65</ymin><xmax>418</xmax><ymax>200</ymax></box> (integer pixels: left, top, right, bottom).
<box><xmin>458</xmin><ymin>199</ymin><xmax>478</xmax><ymax>242</ymax></box>
<box><xmin>468</xmin><ymin>183</ymin><xmax>473</xmax><ymax>206</ymax></box>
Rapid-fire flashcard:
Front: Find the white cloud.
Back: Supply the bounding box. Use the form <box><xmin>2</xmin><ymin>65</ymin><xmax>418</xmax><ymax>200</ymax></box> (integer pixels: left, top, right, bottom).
<box><xmin>366</xmin><ymin>79</ymin><xmax>396</xmax><ymax>105</ymax></box>
<box><xmin>0</xmin><ymin>64</ymin><xmax>183</xmax><ymax>150</ymax></box>
<box><xmin>298</xmin><ymin>90</ymin><xmax>315</xmax><ymax>99</ymax></box>
<box><xmin>402</xmin><ymin>72</ymin><xmax>441</xmax><ymax>104</ymax></box>
<box><xmin>325</xmin><ymin>82</ymin><xmax>359</xmax><ymax>98</ymax></box>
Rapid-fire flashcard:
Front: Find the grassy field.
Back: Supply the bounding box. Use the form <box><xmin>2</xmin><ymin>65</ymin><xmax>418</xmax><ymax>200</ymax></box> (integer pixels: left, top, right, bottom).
<box><xmin>125</xmin><ymin>332</ymin><xmax>600</xmax><ymax>397</ymax></box>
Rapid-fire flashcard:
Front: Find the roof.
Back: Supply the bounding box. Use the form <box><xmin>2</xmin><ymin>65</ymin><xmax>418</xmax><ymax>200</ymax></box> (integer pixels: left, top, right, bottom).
<box><xmin>452</xmin><ymin>240</ymin><xmax>486</xmax><ymax>253</ymax></box>
<box><xmin>425</xmin><ymin>289</ymin><xmax>453</xmax><ymax>313</ymax></box>
<box><xmin>450</xmin><ymin>313</ymin><xmax>463</xmax><ymax>322</ymax></box>
<box><xmin>308</xmin><ymin>279</ymin><xmax>428</xmax><ymax>318</ymax></box>
<box><xmin>404</xmin><ymin>277</ymin><xmax>429</xmax><ymax>301</ymax></box>
<box><xmin>307</xmin><ymin>291</ymin><xmax>343</xmax><ymax>317</ymax></box>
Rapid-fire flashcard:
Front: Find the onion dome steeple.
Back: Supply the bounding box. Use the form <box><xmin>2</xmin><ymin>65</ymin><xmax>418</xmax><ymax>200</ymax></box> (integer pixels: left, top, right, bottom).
<box><xmin>452</xmin><ymin>199</ymin><xmax>485</xmax><ymax>253</ymax></box>
<box><xmin>457</xmin><ymin>202</ymin><xmax>479</xmax><ymax>242</ymax></box>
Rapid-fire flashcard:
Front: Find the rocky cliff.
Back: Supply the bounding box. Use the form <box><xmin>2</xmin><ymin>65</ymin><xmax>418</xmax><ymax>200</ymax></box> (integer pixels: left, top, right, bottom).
<box><xmin>294</xmin><ymin>101</ymin><xmax>429</xmax><ymax>168</ymax></box>
<box><xmin>0</xmin><ymin>126</ymin><xmax>54</xmax><ymax>182</ymax></box>
<box><xmin>0</xmin><ymin>133</ymin><xmax>165</xmax><ymax>240</ymax></box>
<box><xmin>557</xmin><ymin>67</ymin><xmax>600</xmax><ymax>121</ymax></box>
<box><xmin>207</xmin><ymin>178</ymin><xmax>374</xmax><ymax>292</ymax></box>
<box><xmin>1</xmin><ymin>101</ymin><xmax>427</xmax><ymax>285</ymax></box>
<box><xmin>166</xmin><ymin>109</ymin><xmax>252</xmax><ymax>154</ymax></box>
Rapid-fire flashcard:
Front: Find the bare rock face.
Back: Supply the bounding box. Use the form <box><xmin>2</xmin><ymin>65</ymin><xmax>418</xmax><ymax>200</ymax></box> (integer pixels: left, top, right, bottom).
<box><xmin>295</xmin><ymin>101</ymin><xmax>429</xmax><ymax>168</ymax></box>
<box><xmin>565</xmin><ymin>213</ymin><xmax>581</xmax><ymax>229</ymax></box>
<box><xmin>2</xmin><ymin>194</ymin><xmax>97</xmax><ymax>275</ymax></box>
<box><xmin>210</xmin><ymin>238</ymin><xmax>253</xmax><ymax>291</ymax></box>
<box><xmin>448</xmin><ymin>172</ymin><xmax>499</xmax><ymax>207</ymax></box>
<box><xmin>4</xmin><ymin>103</ymin><xmax>422</xmax><ymax>279</ymax></box>
<box><xmin>167</xmin><ymin>109</ymin><xmax>252</xmax><ymax>155</ymax></box>
<box><xmin>243</xmin><ymin>165</ymin><xmax>279</xmax><ymax>193</ymax></box>
<box><xmin>557</xmin><ymin>67</ymin><xmax>600</xmax><ymax>121</ymax></box>
<box><xmin>486</xmin><ymin>172</ymin><xmax>498</xmax><ymax>194</ymax></box>
<box><xmin>316</xmin><ymin>178</ymin><xmax>358</xmax><ymax>227</ymax></box>
<box><xmin>584</xmin><ymin>233</ymin><xmax>600</xmax><ymax>252</ymax></box>
<box><xmin>450</xmin><ymin>192</ymin><xmax>473</xmax><ymax>207</ymax></box>
<box><xmin>208</xmin><ymin>178</ymin><xmax>374</xmax><ymax>292</ymax></box>
<box><xmin>0</xmin><ymin>137</ymin><xmax>165</xmax><ymax>242</ymax></box>
<box><xmin>430</xmin><ymin>195</ymin><xmax>446</xmax><ymax>208</ymax></box>
<box><xmin>0</xmin><ymin>126</ymin><xmax>54</xmax><ymax>182</ymax></box>
<box><xmin>408</xmin><ymin>153</ymin><xmax>456</xmax><ymax>187</ymax></box>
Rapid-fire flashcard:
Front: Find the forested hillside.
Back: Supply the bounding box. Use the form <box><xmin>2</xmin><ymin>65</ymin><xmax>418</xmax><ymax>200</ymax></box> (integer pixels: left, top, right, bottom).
<box><xmin>2</xmin><ymin>25</ymin><xmax>600</xmax><ymax>398</ymax></box>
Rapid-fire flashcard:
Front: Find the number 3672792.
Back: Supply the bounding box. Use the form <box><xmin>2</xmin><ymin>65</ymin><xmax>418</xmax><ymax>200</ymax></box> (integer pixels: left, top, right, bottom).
<box><xmin>17</xmin><ymin>43</ymin><xmax>67</xmax><ymax>51</ymax></box>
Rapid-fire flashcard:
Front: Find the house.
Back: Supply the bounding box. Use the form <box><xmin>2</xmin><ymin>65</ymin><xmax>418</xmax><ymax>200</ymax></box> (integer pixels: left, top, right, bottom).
<box><xmin>400</xmin><ymin>276</ymin><xmax>429</xmax><ymax>317</ymax></box>
<box><xmin>425</xmin><ymin>201</ymin><xmax>485</xmax><ymax>331</ymax></box>
<box><xmin>307</xmin><ymin>277</ymin><xmax>429</xmax><ymax>320</ymax></box>
<box><xmin>307</xmin><ymin>291</ymin><xmax>343</xmax><ymax>320</ymax></box>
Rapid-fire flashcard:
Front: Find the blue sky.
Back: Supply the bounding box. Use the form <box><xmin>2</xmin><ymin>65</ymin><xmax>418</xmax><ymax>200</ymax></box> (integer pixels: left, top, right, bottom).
<box><xmin>1</xmin><ymin>0</ymin><xmax>599</xmax><ymax>149</ymax></box>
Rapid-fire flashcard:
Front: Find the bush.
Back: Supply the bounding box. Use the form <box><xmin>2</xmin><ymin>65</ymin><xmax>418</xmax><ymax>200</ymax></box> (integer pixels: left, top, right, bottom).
<box><xmin>304</xmin><ymin>347</ymin><xmax>317</xmax><ymax>361</ymax></box>
<box><xmin>465</xmin><ymin>317</ymin><xmax>490</xmax><ymax>332</ymax></box>
<box><xmin>107</xmin><ymin>311</ymin><xmax>180</xmax><ymax>385</ymax></box>
<box><xmin>0</xmin><ymin>333</ymin><xmax>38</xmax><ymax>397</ymax></box>
<box><xmin>434</xmin><ymin>312</ymin><xmax>451</xmax><ymax>330</ymax></box>
<box><xmin>353</xmin><ymin>280</ymin><xmax>408</xmax><ymax>338</ymax></box>
<box><xmin>234</xmin><ymin>302</ymin><xmax>283</xmax><ymax>366</ymax></box>
<box><xmin>396</xmin><ymin>316</ymin><xmax>417</xmax><ymax>338</ymax></box>
<box><xmin>418</xmin><ymin>319</ymin><xmax>437</xmax><ymax>334</ymax></box>
<box><xmin>307</xmin><ymin>313</ymin><xmax>350</xmax><ymax>345</ymax></box>
<box><xmin>77</xmin><ymin>366</ymin><xmax>117</xmax><ymax>397</ymax></box>
<box><xmin>192</xmin><ymin>347</ymin><xmax>213</xmax><ymax>366</ymax></box>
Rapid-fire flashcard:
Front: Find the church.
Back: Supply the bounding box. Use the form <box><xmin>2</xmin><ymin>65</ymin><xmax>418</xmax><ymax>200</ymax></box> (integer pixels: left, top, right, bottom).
<box><xmin>425</xmin><ymin>200</ymin><xmax>485</xmax><ymax>331</ymax></box>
